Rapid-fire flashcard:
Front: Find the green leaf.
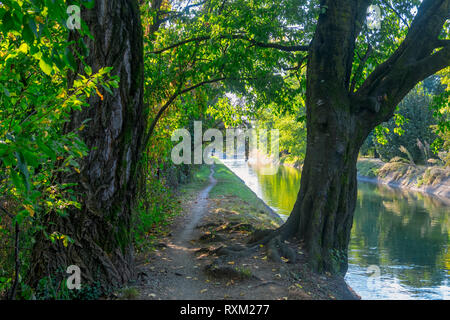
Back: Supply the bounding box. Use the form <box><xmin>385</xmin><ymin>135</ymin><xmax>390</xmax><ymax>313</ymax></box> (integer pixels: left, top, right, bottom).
<box><xmin>101</xmin><ymin>84</ymin><xmax>113</xmax><ymax>95</ymax></box>
<box><xmin>39</xmin><ymin>57</ymin><xmax>53</xmax><ymax>75</ymax></box>
<box><xmin>84</xmin><ymin>65</ymin><xmax>92</xmax><ymax>76</ymax></box>
<box><xmin>18</xmin><ymin>43</ymin><xmax>29</xmax><ymax>54</ymax></box>
<box><xmin>10</xmin><ymin>169</ymin><xmax>26</xmax><ymax>194</ymax></box>
<box><xmin>82</xmin><ymin>0</ymin><xmax>95</xmax><ymax>9</ymax></box>
<box><xmin>22</xmin><ymin>17</ymin><xmax>35</xmax><ymax>43</ymax></box>
<box><xmin>36</xmin><ymin>139</ymin><xmax>57</xmax><ymax>161</ymax></box>
<box><xmin>15</xmin><ymin>152</ymin><xmax>31</xmax><ymax>192</ymax></box>
<box><xmin>64</xmin><ymin>48</ymin><xmax>77</xmax><ymax>70</ymax></box>
<box><xmin>1</xmin><ymin>12</ymin><xmax>15</xmax><ymax>32</ymax></box>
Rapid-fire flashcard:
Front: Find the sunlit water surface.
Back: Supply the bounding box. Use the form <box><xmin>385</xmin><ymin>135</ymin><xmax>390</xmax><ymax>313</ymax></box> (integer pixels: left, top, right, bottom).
<box><xmin>220</xmin><ymin>157</ymin><xmax>450</xmax><ymax>300</ymax></box>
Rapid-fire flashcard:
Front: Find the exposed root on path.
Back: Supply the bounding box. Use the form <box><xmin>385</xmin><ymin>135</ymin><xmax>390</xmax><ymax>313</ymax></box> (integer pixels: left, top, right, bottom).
<box><xmin>212</xmin><ymin>227</ymin><xmax>298</xmax><ymax>266</ymax></box>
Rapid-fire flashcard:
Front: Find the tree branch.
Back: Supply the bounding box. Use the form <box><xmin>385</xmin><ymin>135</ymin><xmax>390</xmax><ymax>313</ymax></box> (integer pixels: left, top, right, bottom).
<box><xmin>307</xmin><ymin>0</ymin><xmax>372</xmax><ymax>90</ymax></box>
<box><xmin>157</xmin><ymin>1</ymin><xmax>207</xmax><ymax>24</ymax></box>
<box><xmin>350</xmin><ymin>45</ymin><xmax>373</xmax><ymax>93</ymax></box>
<box><xmin>355</xmin><ymin>0</ymin><xmax>450</xmax><ymax>123</ymax></box>
<box><xmin>381</xmin><ymin>0</ymin><xmax>410</xmax><ymax>29</ymax></box>
<box><xmin>150</xmin><ymin>34</ymin><xmax>309</xmax><ymax>54</ymax></box>
<box><xmin>142</xmin><ymin>77</ymin><xmax>227</xmax><ymax>150</ymax></box>
<box><xmin>436</xmin><ymin>39</ymin><xmax>450</xmax><ymax>48</ymax></box>
<box><xmin>0</xmin><ymin>204</ymin><xmax>14</xmax><ymax>219</ymax></box>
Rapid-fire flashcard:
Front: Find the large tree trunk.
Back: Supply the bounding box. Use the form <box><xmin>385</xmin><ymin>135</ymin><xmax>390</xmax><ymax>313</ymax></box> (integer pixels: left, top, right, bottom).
<box><xmin>28</xmin><ymin>0</ymin><xmax>145</xmax><ymax>292</ymax></box>
<box><xmin>279</xmin><ymin>103</ymin><xmax>368</xmax><ymax>274</ymax></box>
<box><xmin>276</xmin><ymin>0</ymin><xmax>449</xmax><ymax>275</ymax></box>
<box><xmin>275</xmin><ymin>0</ymin><xmax>372</xmax><ymax>275</ymax></box>
<box><xmin>277</xmin><ymin>45</ymin><xmax>372</xmax><ymax>272</ymax></box>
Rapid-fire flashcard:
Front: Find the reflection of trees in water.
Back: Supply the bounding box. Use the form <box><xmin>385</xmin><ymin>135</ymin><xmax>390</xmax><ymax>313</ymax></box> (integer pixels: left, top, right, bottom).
<box><xmin>352</xmin><ymin>182</ymin><xmax>449</xmax><ymax>288</ymax></box>
<box><xmin>253</xmin><ymin>165</ymin><xmax>301</xmax><ymax>216</ymax></box>
<box><xmin>246</xmin><ymin>164</ymin><xmax>448</xmax><ymax>290</ymax></box>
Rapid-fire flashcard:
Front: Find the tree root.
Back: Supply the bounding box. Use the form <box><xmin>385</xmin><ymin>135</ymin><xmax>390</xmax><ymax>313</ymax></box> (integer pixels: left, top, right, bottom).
<box><xmin>265</xmin><ymin>236</ymin><xmax>297</xmax><ymax>263</ymax></box>
<box><xmin>213</xmin><ymin>228</ymin><xmax>298</xmax><ymax>264</ymax></box>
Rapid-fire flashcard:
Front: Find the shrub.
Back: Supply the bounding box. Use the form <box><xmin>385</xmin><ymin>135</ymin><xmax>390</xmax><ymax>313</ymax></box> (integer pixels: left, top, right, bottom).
<box><xmin>375</xmin><ymin>89</ymin><xmax>438</xmax><ymax>164</ymax></box>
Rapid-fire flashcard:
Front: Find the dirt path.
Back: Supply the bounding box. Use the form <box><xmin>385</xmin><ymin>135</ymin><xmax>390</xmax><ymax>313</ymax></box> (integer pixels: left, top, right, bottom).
<box><xmin>177</xmin><ymin>166</ymin><xmax>217</xmax><ymax>248</ymax></box>
<box><xmin>135</xmin><ymin>165</ymin><xmax>358</xmax><ymax>300</ymax></box>
<box><xmin>136</xmin><ymin>165</ymin><xmax>225</xmax><ymax>299</ymax></box>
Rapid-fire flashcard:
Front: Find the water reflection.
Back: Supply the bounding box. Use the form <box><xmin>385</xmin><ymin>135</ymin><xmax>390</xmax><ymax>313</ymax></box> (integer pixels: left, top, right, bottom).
<box><xmin>221</xmin><ymin>158</ymin><xmax>450</xmax><ymax>300</ymax></box>
<box><xmin>348</xmin><ymin>182</ymin><xmax>449</xmax><ymax>299</ymax></box>
<box><xmin>254</xmin><ymin>165</ymin><xmax>301</xmax><ymax>217</ymax></box>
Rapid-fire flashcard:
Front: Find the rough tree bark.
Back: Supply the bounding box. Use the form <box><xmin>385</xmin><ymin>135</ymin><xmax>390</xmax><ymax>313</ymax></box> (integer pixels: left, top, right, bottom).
<box><xmin>28</xmin><ymin>0</ymin><xmax>146</xmax><ymax>291</ymax></box>
<box><xmin>261</xmin><ymin>0</ymin><xmax>450</xmax><ymax>275</ymax></box>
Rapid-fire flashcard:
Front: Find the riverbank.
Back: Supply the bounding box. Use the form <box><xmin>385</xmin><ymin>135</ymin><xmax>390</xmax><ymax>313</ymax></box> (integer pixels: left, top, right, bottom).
<box><xmin>357</xmin><ymin>158</ymin><xmax>450</xmax><ymax>202</ymax></box>
<box><xmin>132</xmin><ymin>163</ymin><xmax>359</xmax><ymax>300</ymax></box>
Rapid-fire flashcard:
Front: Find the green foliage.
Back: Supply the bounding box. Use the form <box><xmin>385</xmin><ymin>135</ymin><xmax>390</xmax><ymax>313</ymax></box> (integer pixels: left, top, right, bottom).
<box><xmin>0</xmin><ymin>0</ymin><xmax>116</xmax><ymax>299</ymax></box>
<box><xmin>429</xmin><ymin>68</ymin><xmax>450</xmax><ymax>166</ymax></box>
<box><xmin>360</xmin><ymin>131</ymin><xmax>377</xmax><ymax>158</ymax></box>
<box><xmin>34</xmin><ymin>276</ymin><xmax>102</xmax><ymax>300</ymax></box>
<box><xmin>356</xmin><ymin>159</ymin><xmax>382</xmax><ymax>178</ymax></box>
<box><xmin>257</xmin><ymin>104</ymin><xmax>306</xmax><ymax>165</ymax></box>
<box><xmin>144</xmin><ymin>0</ymin><xmax>315</xmax><ymax>127</ymax></box>
<box><xmin>133</xmin><ymin>176</ymin><xmax>180</xmax><ymax>252</ymax></box>
<box><xmin>254</xmin><ymin>77</ymin><xmax>307</xmax><ymax>164</ymax></box>
<box><xmin>435</xmin><ymin>130</ymin><xmax>450</xmax><ymax>167</ymax></box>
<box><xmin>373</xmin><ymin>88</ymin><xmax>438</xmax><ymax>164</ymax></box>
<box><xmin>119</xmin><ymin>286</ymin><xmax>139</xmax><ymax>300</ymax></box>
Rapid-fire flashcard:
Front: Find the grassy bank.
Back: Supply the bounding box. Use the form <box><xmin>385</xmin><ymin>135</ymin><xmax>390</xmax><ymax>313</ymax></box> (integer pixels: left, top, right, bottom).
<box><xmin>209</xmin><ymin>163</ymin><xmax>283</xmax><ymax>228</ymax></box>
<box><xmin>357</xmin><ymin>158</ymin><xmax>450</xmax><ymax>199</ymax></box>
<box><xmin>178</xmin><ymin>165</ymin><xmax>212</xmax><ymax>199</ymax></box>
